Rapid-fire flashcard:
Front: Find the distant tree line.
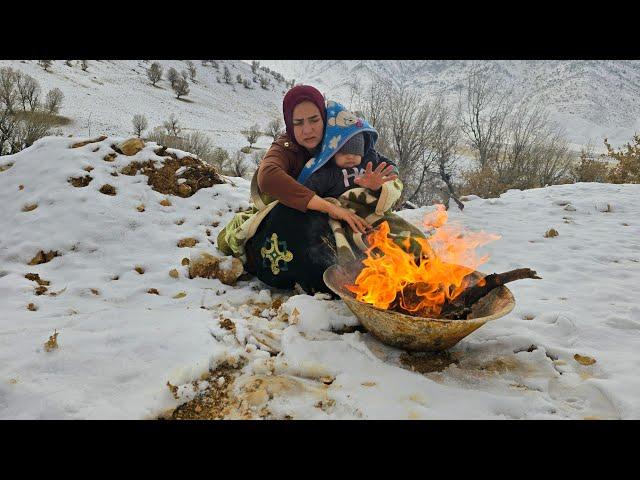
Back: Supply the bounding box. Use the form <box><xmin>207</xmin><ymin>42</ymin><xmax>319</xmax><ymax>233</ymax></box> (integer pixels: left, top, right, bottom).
<box><xmin>0</xmin><ymin>66</ymin><xmax>66</xmax><ymax>156</ymax></box>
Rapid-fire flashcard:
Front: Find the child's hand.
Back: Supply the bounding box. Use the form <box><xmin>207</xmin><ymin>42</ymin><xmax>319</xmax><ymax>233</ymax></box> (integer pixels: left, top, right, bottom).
<box><xmin>354</xmin><ymin>162</ymin><xmax>399</xmax><ymax>191</ymax></box>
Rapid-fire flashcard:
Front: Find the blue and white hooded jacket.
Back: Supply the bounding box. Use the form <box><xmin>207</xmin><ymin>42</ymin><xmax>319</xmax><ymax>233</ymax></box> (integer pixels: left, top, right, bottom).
<box><xmin>297</xmin><ymin>100</ymin><xmax>399</xmax><ymax>198</ymax></box>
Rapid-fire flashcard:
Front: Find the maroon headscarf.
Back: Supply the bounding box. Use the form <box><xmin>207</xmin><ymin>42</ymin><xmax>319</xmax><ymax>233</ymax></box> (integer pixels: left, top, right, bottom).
<box><xmin>282</xmin><ymin>85</ymin><xmax>326</xmax><ymax>144</ymax></box>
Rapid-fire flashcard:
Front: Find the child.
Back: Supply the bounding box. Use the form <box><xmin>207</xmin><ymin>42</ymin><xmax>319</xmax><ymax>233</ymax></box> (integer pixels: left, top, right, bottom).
<box><xmin>303</xmin><ymin>132</ymin><xmax>399</xmax><ymax>198</ymax></box>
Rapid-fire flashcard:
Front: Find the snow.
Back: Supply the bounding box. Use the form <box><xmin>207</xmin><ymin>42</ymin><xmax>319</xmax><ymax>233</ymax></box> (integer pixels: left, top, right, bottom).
<box><xmin>0</xmin><ymin>60</ymin><xmax>286</xmax><ymax>154</ymax></box>
<box><xmin>1</xmin><ymin>137</ymin><xmax>639</xmax><ymax>419</ymax></box>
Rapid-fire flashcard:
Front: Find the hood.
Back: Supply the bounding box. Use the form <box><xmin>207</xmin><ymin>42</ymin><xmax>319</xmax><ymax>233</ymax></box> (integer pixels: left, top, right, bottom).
<box><xmin>296</xmin><ymin>100</ymin><xmax>378</xmax><ymax>185</ymax></box>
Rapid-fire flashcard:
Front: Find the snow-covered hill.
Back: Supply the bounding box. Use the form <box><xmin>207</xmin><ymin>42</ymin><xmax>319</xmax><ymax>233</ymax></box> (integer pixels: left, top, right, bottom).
<box><xmin>259</xmin><ymin>60</ymin><xmax>640</xmax><ymax>149</ymax></box>
<box><xmin>0</xmin><ymin>60</ymin><xmax>289</xmax><ymax>153</ymax></box>
<box><xmin>1</xmin><ymin>137</ymin><xmax>639</xmax><ymax>419</ymax></box>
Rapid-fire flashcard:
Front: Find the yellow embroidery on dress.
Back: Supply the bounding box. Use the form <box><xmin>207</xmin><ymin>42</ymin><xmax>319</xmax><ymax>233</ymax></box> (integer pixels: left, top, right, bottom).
<box><xmin>260</xmin><ymin>233</ymin><xmax>294</xmax><ymax>275</ymax></box>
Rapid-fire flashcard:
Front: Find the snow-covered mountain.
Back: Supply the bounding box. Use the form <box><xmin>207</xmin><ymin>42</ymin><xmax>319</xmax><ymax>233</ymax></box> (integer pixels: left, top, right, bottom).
<box><xmin>259</xmin><ymin>60</ymin><xmax>640</xmax><ymax>149</ymax></box>
<box><xmin>0</xmin><ymin>60</ymin><xmax>289</xmax><ymax>153</ymax></box>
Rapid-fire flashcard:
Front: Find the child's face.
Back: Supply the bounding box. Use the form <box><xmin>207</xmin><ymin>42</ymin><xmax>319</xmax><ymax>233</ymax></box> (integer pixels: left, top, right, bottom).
<box><xmin>334</xmin><ymin>152</ymin><xmax>362</xmax><ymax>168</ymax></box>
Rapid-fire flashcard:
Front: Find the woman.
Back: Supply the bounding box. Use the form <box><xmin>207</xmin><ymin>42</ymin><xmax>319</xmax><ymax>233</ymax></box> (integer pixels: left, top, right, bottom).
<box><xmin>218</xmin><ymin>85</ymin><xmax>400</xmax><ymax>293</ymax></box>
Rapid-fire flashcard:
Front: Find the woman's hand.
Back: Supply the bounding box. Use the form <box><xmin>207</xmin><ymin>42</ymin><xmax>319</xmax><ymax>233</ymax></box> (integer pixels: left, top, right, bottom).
<box><xmin>327</xmin><ymin>204</ymin><xmax>371</xmax><ymax>234</ymax></box>
<box><xmin>354</xmin><ymin>161</ymin><xmax>398</xmax><ymax>191</ymax></box>
<box><xmin>307</xmin><ymin>195</ymin><xmax>371</xmax><ymax>234</ymax></box>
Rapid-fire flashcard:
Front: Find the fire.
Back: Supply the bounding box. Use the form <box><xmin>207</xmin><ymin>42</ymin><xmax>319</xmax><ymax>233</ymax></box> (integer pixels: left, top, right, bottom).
<box><xmin>346</xmin><ymin>205</ymin><xmax>500</xmax><ymax>317</ymax></box>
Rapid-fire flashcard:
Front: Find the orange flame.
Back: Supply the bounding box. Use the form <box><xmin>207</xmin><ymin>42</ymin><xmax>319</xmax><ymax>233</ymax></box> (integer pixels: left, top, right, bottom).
<box><xmin>346</xmin><ymin>205</ymin><xmax>500</xmax><ymax>317</ymax></box>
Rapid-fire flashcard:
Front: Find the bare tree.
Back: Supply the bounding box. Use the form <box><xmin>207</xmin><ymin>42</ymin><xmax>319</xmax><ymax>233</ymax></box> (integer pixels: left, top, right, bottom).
<box><xmin>251</xmin><ymin>149</ymin><xmax>264</xmax><ymax>166</ymax></box>
<box><xmin>228</xmin><ymin>150</ymin><xmax>249</xmax><ymax>177</ymax></box>
<box><xmin>459</xmin><ymin>66</ymin><xmax>510</xmax><ymax>169</ymax></box>
<box><xmin>0</xmin><ymin>108</ymin><xmax>19</xmax><ymax>155</ymax></box>
<box><xmin>38</xmin><ymin>60</ymin><xmax>53</xmax><ymax>72</ymax></box>
<box><xmin>132</xmin><ymin>114</ymin><xmax>148</xmax><ymax>138</ymax></box>
<box><xmin>259</xmin><ymin>76</ymin><xmax>270</xmax><ymax>90</ymax></box>
<box><xmin>11</xmin><ymin>111</ymin><xmax>53</xmax><ymax>151</ymax></box>
<box><xmin>223</xmin><ymin>66</ymin><xmax>232</xmax><ymax>84</ymax></box>
<box><xmin>0</xmin><ymin>67</ymin><xmax>18</xmax><ymax>114</ymax></box>
<box><xmin>172</xmin><ymin>77</ymin><xmax>190</xmax><ymax>99</ymax></box>
<box><xmin>16</xmin><ymin>73</ymin><xmax>41</xmax><ymax>111</ymax></box>
<box><xmin>163</xmin><ymin>114</ymin><xmax>181</xmax><ymax>137</ymax></box>
<box><xmin>80</xmin><ymin>60</ymin><xmax>89</xmax><ymax>71</ymax></box>
<box><xmin>251</xmin><ymin>60</ymin><xmax>260</xmax><ymax>74</ymax></box>
<box><xmin>185</xmin><ymin>61</ymin><xmax>197</xmax><ymax>82</ymax></box>
<box><xmin>44</xmin><ymin>88</ymin><xmax>64</xmax><ymax>115</ymax></box>
<box><xmin>236</xmin><ymin>74</ymin><xmax>243</xmax><ymax>84</ymax></box>
<box><xmin>65</xmin><ymin>60</ymin><xmax>74</xmax><ymax>67</ymax></box>
<box><xmin>265</xmin><ymin>117</ymin><xmax>283</xmax><ymax>140</ymax></box>
<box><xmin>243</xmin><ymin>123</ymin><xmax>261</xmax><ymax>149</ymax></box>
<box><xmin>167</xmin><ymin>67</ymin><xmax>180</xmax><ymax>87</ymax></box>
<box><xmin>147</xmin><ymin>62</ymin><xmax>163</xmax><ymax>86</ymax></box>
<box><xmin>181</xmin><ymin>69</ymin><xmax>189</xmax><ymax>81</ymax></box>
<box><xmin>242</xmin><ymin>78</ymin><xmax>252</xmax><ymax>89</ymax></box>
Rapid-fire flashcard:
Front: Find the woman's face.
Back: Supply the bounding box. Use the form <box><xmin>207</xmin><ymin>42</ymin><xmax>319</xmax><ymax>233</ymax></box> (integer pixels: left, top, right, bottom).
<box><xmin>292</xmin><ymin>101</ymin><xmax>323</xmax><ymax>150</ymax></box>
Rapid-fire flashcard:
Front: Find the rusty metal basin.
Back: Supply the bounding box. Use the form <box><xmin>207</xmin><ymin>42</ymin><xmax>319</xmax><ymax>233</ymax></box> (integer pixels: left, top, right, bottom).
<box><xmin>323</xmin><ymin>260</ymin><xmax>515</xmax><ymax>352</ymax></box>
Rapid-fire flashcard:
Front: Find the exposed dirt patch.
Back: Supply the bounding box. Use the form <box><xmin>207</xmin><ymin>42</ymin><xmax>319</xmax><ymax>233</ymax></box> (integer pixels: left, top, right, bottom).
<box><xmin>99</xmin><ymin>184</ymin><xmax>116</xmax><ymax>195</ymax></box>
<box><xmin>71</xmin><ymin>136</ymin><xmax>108</xmax><ymax>148</ymax></box>
<box><xmin>83</xmin><ymin>166</ymin><xmax>94</xmax><ymax>172</ymax></box>
<box><xmin>35</xmin><ymin>285</ymin><xmax>48</xmax><ymax>295</ymax></box>
<box><xmin>103</xmin><ymin>153</ymin><xmax>117</xmax><ymax>162</ymax></box>
<box><xmin>28</xmin><ymin>250</ymin><xmax>59</xmax><ymax>265</ymax></box>
<box><xmin>25</xmin><ymin>273</ymin><xmax>50</xmax><ymax>286</ymax></box>
<box><xmin>120</xmin><ymin>152</ymin><xmax>224</xmax><ymax>198</ymax></box>
<box><xmin>69</xmin><ymin>175</ymin><xmax>93</xmax><ymax>187</ymax></box>
<box><xmin>166</xmin><ymin>363</ymin><xmax>252</xmax><ymax>420</ymax></box>
<box><xmin>400</xmin><ymin>351</ymin><xmax>460</xmax><ymax>374</ymax></box>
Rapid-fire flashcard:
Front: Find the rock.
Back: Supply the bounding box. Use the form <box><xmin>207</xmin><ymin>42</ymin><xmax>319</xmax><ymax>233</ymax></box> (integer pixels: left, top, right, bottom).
<box><xmin>147</xmin><ymin>288</ymin><xmax>160</xmax><ymax>295</ymax></box>
<box><xmin>28</xmin><ymin>250</ymin><xmax>59</xmax><ymax>265</ymax></box>
<box><xmin>574</xmin><ymin>353</ymin><xmax>596</xmax><ymax>366</ymax></box>
<box><xmin>22</xmin><ymin>203</ymin><xmax>38</xmax><ymax>212</ymax></box>
<box><xmin>118</xmin><ymin>138</ymin><xmax>145</xmax><ymax>156</ymax></box>
<box><xmin>564</xmin><ymin>204</ymin><xmax>576</xmax><ymax>211</ymax></box>
<box><xmin>181</xmin><ymin>258</ymin><xmax>190</xmax><ymax>266</ymax></box>
<box><xmin>216</xmin><ymin>257</ymin><xmax>244</xmax><ymax>285</ymax></box>
<box><xmin>134</xmin><ymin>266</ymin><xmax>145</xmax><ymax>274</ymax></box>
<box><xmin>177</xmin><ymin>183</ymin><xmax>192</xmax><ymax>197</ymax></box>
<box><xmin>103</xmin><ymin>153</ymin><xmax>117</xmax><ymax>162</ymax></box>
<box><xmin>173</xmin><ymin>291</ymin><xmax>187</xmax><ymax>299</ymax></box>
<box><xmin>189</xmin><ymin>252</ymin><xmax>244</xmax><ymax>285</ymax></box>
<box><xmin>169</xmin><ymin>269</ymin><xmax>179</xmax><ymax>278</ymax></box>
<box><xmin>69</xmin><ymin>175</ymin><xmax>93</xmax><ymax>187</ymax></box>
<box><xmin>177</xmin><ymin>238</ymin><xmax>198</xmax><ymax>248</ymax></box>
<box><xmin>544</xmin><ymin>228</ymin><xmax>559</xmax><ymax>238</ymax></box>
<box><xmin>160</xmin><ymin>198</ymin><xmax>172</xmax><ymax>207</ymax></box>
<box><xmin>99</xmin><ymin>184</ymin><xmax>116</xmax><ymax>196</ymax></box>
<box><xmin>27</xmin><ymin>303</ymin><xmax>37</xmax><ymax>311</ymax></box>
<box><xmin>137</xmin><ymin>204</ymin><xmax>145</xmax><ymax>212</ymax></box>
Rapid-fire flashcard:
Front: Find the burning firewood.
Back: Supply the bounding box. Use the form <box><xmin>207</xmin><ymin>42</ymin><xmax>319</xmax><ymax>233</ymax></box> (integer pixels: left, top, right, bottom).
<box><xmin>439</xmin><ymin>268</ymin><xmax>541</xmax><ymax>319</ymax></box>
<box><xmin>347</xmin><ymin>206</ymin><xmax>541</xmax><ymax>321</ymax></box>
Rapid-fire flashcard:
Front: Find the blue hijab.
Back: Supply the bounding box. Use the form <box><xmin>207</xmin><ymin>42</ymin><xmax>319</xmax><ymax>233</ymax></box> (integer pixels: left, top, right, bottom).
<box><xmin>296</xmin><ymin>100</ymin><xmax>378</xmax><ymax>185</ymax></box>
